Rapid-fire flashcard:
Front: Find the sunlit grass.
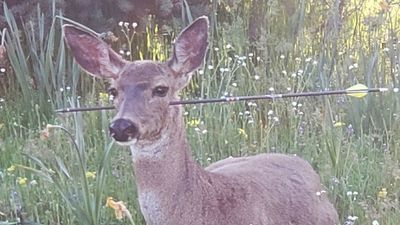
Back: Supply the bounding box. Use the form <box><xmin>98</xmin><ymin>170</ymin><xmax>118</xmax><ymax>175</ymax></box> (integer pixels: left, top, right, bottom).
<box><xmin>1</xmin><ymin>1</ymin><xmax>400</xmax><ymax>225</ymax></box>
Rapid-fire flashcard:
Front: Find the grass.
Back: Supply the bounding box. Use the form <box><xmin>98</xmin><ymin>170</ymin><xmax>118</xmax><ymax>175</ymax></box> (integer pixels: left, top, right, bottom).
<box><xmin>1</xmin><ymin>0</ymin><xmax>400</xmax><ymax>224</ymax></box>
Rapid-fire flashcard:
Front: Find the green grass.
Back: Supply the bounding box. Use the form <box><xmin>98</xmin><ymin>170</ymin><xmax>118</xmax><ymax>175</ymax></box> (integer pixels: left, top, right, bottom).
<box><xmin>1</xmin><ymin>0</ymin><xmax>400</xmax><ymax>224</ymax></box>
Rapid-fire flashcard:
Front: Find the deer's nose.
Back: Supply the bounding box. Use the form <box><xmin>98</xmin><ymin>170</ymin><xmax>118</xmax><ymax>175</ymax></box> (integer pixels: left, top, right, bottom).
<box><xmin>109</xmin><ymin>119</ymin><xmax>138</xmax><ymax>142</ymax></box>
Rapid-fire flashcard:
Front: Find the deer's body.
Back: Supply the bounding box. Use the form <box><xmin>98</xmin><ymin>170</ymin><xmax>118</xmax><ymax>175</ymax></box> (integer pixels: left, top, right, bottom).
<box><xmin>63</xmin><ymin>16</ymin><xmax>339</xmax><ymax>225</ymax></box>
<box><xmin>132</xmin><ymin>105</ymin><xmax>337</xmax><ymax>225</ymax></box>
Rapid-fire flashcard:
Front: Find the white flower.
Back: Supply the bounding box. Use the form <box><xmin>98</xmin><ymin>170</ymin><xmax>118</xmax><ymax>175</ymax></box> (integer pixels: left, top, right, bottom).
<box><xmin>347</xmin><ymin>216</ymin><xmax>358</xmax><ymax>221</ymax></box>
<box><xmin>226</xmin><ymin>44</ymin><xmax>232</xmax><ymax>49</ymax></box>
<box><xmin>118</xmin><ymin>21</ymin><xmax>124</xmax><ymax>27</ymax></box>
<box><xmin>394</xmin><ymin>87</ymin><xmax>399</xmax><ymax>93</ymax></box>
<box><xmin>254</xmin><ymin>75</ymin><xmax>260</xmax><ymax>80</ymax></box>
<box><xmin>280</xmin><ymin>54</ymin><xmax>285</xmax><ymax>59</ymax></box>
<box><xmin>372</xmin><ymin>220</ymin><xmax>380</xmax><ymax>225</ymax></box>
<box><xmin>0</xmin><ymin>67</ymin><xmax>6</xmax><ymax>73</ymax></box>
<box><xmin>207</xmin><ymin>65</ymin><xmax>214</xmax><ymax>70</ymax></box>
<box><xmin>132</xmin><ymin>22</ymin><xmax>138</xmax><ymax>28</ymax></box>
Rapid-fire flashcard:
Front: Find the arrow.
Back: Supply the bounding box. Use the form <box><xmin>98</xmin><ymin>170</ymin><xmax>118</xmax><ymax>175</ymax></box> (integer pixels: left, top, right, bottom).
<box><xmin>55</xmin><ymin>84</ymin><xmax>389</xmax><ymax>113</ymax></box>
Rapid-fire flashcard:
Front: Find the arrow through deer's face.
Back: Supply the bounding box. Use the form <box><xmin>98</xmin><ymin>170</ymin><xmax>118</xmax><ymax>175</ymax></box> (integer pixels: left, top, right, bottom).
<box><xmin>63</xmin><ymin>17</ymin><xmax>208</xmax><ymax>145</ymax></box>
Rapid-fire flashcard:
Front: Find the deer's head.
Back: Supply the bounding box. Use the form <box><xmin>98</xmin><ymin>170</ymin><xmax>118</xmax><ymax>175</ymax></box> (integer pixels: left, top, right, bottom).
<box><xmin>64</xmin><ymin>17</ymin><xmax>208</xmax><ymax>146</ymax></box>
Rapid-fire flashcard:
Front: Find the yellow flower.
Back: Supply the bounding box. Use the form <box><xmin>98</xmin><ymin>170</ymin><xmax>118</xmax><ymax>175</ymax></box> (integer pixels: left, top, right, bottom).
<box><xmin>333</xmin><ymin>122</ymin><xmax>346</xmax><ymax>128</ymax></box>
<box><xmin>238</xmin><ymin>128</ymin><xmax>248</xmax><ymax>139</ymax></box>
<box><xmin>377</xmin><ymin>188</ymin><xmax>387</xmax><ymax>199</ymax></box>
<box><xmin>85</xmin><ymin>171</ymin><xmax>96</xmax><ymax>179</ymax></box>
<box><xmin>99</xmin><ymin>92</ymin><xmax>110</xmax><ymax>104</ymax></box>
<box><xmin>17</xmin><ymin>177</ymin><xmax>28</xmax><ymax>186</ymax></box>
<box><xmin>7</xmin><ymin>165</ymin><xmax>16</xmax><ymax>173</ymax></box>
<box><xmin>106</xmin><ymin>197</ymin><xmax>131</xmax><ymax>220</ymax></box>
<box><xmin>187</xmin><ymin>118</ymin><xmax>201</xmax><ymax>127</ymax></box>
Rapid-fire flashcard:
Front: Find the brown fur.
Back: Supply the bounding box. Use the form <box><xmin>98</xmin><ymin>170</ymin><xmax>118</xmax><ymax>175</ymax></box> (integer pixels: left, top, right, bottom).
<box><xmin>63</xmin><ymin>16</ymin><xmax>339</xmax><ymax>225</ymax></box>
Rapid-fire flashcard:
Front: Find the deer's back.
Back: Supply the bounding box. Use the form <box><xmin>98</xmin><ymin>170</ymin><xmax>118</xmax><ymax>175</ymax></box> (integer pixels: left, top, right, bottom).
<box><xmin>205</xmin><ymin>153</ymin><xmax>339</xmax><ymax>225</ymax></box>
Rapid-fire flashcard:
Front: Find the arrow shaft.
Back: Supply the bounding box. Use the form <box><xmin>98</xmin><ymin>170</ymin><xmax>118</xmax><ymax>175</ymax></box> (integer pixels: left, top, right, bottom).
<box><xmin>55</xmin><ymin>88</ymin><xmax>384</xmax><ymax>113</ymax></box>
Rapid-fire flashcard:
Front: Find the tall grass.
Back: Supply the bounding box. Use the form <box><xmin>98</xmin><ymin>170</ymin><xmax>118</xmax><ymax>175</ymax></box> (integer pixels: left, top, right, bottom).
<box><xmin>0</xmin><ymin>0</ymin><xmax>400</xmax><ymax>224</ymax></box>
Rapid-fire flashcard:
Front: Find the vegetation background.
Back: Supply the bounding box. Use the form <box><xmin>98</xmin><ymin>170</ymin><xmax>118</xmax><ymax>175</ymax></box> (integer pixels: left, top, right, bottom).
<box><xmin>0</xmin><ymin>0</ymin><xmax>400</xmax><ymax>224</ymax></box>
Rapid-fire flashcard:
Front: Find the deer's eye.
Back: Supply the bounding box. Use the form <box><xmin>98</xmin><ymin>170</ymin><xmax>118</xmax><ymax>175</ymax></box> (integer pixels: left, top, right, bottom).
<box><xmin>108</xmin><ymin>87</ymin><xmax>118</xmax><ymax>97</ymax></box>
<box><xmin>152</xmin><ymin>86</ymin><xmax>169</xmax><ymax>97</ymax></box>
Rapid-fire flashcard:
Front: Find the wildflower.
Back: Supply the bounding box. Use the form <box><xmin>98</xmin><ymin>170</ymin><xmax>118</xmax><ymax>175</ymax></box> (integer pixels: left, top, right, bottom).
<box><xmin>297</xmin><ymin>69</ymin><xmax>304</xmax><ymax>75</ymax></box>
<box><xmin>372</xmin><ymin>220</ymin><xmax>380</xmax><ymax>225</ymax></box>
<box><xmin>280</xmin><ymin>55</ymin><xmax>285</xmax><ymax>59</ymax></box>
<box><xmin>214</xmin><ymin>47</ymin><xmax>219</xmax><ymax>51</ymax></box>
<box><xmin>393</xmin><ymin>87</ymin><xmax>399</xmax><ymax>93</ymax></box>
<box><xmin>238</xmin><ymin>128</ymin><xmax>248</xmax><ymax>139</ymax></box>
<box><xmin>118</xmin><ymin>21</ymin><xmax>124</xmax><ymax>27</ymax></box>
<box><xmin>207</xmin><ymin>65</ymin><xmax>214</xmax><ymax>70</ymax></box>
<box><xmin>132</xmin><ymin>22</ymin><xmax>138</xmax><ymax>29</ymax></box>
<box><xmin>248</xmin><ymin>53</ymin><xmax>254</xmax><ymax>57</ymax></box>
<box><xmin>226</xmin><ymin>44</ymin><xmax>232</xmax><ymax>49</ymax></box>
<box><xmin>187</xmin><ymin>118</ymin><xmax>200</xmax><ymax>127</ymax></box>
<box><xmin>333</xmin><ymin>122</ymin><xmax>346</xmax><ymax>128</ymax></box>
<box><xmin>0</xmin><ymin>67</ymin><xmax>6</xmax><ymax>73</ymax></box>
<box><xmin>7</xmin><ymin>165</ymin><xmax>15</xmax><ymax>173</ymax></box>
<box><xmin>99</xmin><ymin>92</ymin><xmax>109</xmax><ymax>104</ymax></box>
<box><xmin>59</xmin><ymin>87</ymin><xmax>64</xmax><ymax>92</ymax></box>
<box><xmin>254</xmin><ymin>75</ymin><xmax>260</xmax><ymax>80</ymax></box>
<box><xmin>17</xmin><ymin>177</ymin><xmax>28</xmax><ymax>186</ymax></box>
<box><xmin>40</xmin><ymin>125</ymin><xmax>51</xmax><ymax>140</ymax></box>
<box><xmin>106</xmin><ymin>197</ymin><xmax>132</xmax><ymax>220</ymax></box>
<box><xmin>40</xmin><ymin>124</ymin><xmax>60</xmax><ymax>140</ymax></box>
<box><xmin>85</xmin><ymin>171</ymin><xmax>96</xmax><ymax>179</ymax></box>
<box><xmin>198</xmin><ymin>70</ymin><xmax>204</xmax><ymax>75</ymax></box>
<box><xmin>30</xmin><ymin>180</ymin><xmax>38</xmax><ymax>186</ymax></box>
<box><xmin>377</xmin><ymin>188</ymin><xmax>387</xmax><ymax>199</ymax></box>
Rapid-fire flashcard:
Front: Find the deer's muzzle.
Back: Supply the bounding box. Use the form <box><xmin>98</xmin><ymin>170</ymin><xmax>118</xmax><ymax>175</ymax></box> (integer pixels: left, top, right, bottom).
<box><xmin>109</xmin><ymin>118</ymin><xmax>139</xmax><ymax>142</ymax></box>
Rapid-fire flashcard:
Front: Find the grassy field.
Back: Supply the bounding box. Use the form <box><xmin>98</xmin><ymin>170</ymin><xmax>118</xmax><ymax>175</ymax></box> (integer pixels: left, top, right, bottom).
<box><xmin>1</xmin><ymin>0</ymin><xmax>400</xmax><ymax>224</ymax></box>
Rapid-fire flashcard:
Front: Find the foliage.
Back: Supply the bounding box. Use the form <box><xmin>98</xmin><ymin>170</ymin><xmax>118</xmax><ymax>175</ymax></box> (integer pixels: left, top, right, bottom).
<box><xmin>1</xmin><ymin>0</ymin><xmax>400</xmax><ymax>225</ymax></box>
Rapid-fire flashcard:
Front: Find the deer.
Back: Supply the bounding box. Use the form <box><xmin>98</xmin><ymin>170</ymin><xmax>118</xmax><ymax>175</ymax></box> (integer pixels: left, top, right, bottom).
<box><xmin>63</xmin><ymin>16</ymin><xmax>339</xmax><ymax>225</ymax></box>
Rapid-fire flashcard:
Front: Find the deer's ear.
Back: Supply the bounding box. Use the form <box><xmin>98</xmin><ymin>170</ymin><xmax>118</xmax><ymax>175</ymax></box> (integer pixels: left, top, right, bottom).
<box><xmin>168</xmin><ymin>16</ymin><xmax>208</xmax><ymax>76</ymax></box>
<box><xmin>63</xmin><ymin>25</ymin><xmax>126</xmax><ymax>79</ymax></box>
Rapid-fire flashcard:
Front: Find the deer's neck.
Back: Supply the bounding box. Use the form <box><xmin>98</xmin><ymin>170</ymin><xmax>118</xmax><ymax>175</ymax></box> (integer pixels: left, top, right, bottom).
<box><xmin>130</xmin><ymin>106</ymin><xmax>208</xmax><ymax>223</ymax></box>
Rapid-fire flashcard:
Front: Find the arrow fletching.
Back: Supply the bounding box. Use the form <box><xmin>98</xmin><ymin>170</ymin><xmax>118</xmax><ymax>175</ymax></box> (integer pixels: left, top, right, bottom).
<box><xmin>346</xmin><ymin>84</ymin><xmax>369</xmax><ymax>98</ymax></box>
